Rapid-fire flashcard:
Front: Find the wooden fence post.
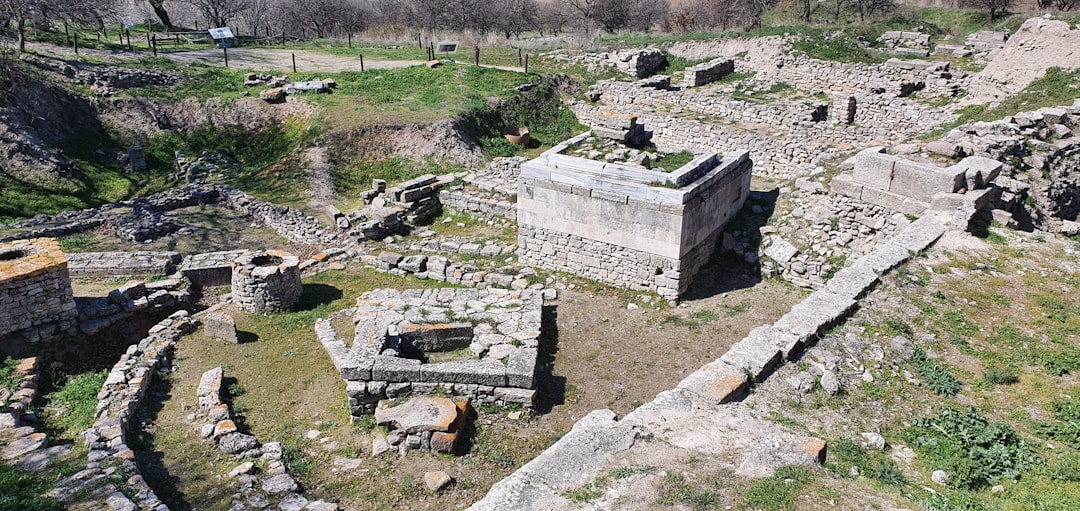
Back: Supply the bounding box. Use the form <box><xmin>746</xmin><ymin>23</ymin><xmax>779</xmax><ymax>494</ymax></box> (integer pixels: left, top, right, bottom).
<box><xmin>292</xmin><ymin>53</ymin><xmax>296</xmax><ymax>72</ymax></box>
<box><xmin>359</xmin><ymin>54</ymin><xmax>364</xmax><ymax>72</ymax></box>
<box><xmin>224</xmin><ymin>46</ymin><xmax>229</xmax><ymax>67</ymax></box>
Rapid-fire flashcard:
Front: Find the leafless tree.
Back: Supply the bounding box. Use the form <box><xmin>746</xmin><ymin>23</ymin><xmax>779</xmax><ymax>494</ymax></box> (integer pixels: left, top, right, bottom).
<box><xmin>491</xmin><ymin>0</ymin><xmax>540</xmax><ymax>38</ymax></box>
<box><xmin>966</xmin><ymin>0</ymin><xmax>1011</xmax><ymax>20</ymax></box>
<box><xmin>187</xmin><ymin>0</ymin><xmax>251</xmax><ymax>29</ymax></box>
<box><xmin>537</xmin><ymin>0</ymin><xmax>572</xmax><ymax>35</ymax></box>
<box><xmin>853</xmin><ymin>0</ymin><xmax>895</xmax><ymax>21</ymax></box>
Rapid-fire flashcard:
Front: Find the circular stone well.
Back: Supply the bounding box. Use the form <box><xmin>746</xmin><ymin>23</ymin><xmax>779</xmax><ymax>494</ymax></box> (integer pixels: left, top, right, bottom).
<box><xmin>231</xmin><ymin>250</ymin><xmax>302</xmax><ymax>314</ymax></box>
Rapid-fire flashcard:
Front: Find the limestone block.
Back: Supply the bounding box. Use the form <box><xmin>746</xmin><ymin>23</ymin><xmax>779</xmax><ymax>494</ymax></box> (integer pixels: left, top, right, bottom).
<box><xmin>719</xmin><ymin>337</ymin><xmax>783</xmax><ymax>383</ymax></box>
<box><xmin>506</xmin><ymin>348</ymin><xmax>538</xmax><ymax>388</ymax></box>
<box><xmin>823</xmin><ymin>263</ymin><xmax>880</xmax><ymax>300</ymax></box>
<box><xmin>203</xmin><ymin>312</ymin><xmax>237</xmax><ymax>343</ymax></box>
<box><xmin>829</xmin><ymin>174</ymin><xmax>864</xmax><ymax>200</ymax></box>
<box><xmin>861</xmin><ymin>186</ymin><xmax>929</xmax><ymax>216</ymax></box>
<box><xmin>419</xmin><ymin>360</ymin><xmax>507</xmax><ymax>387</ymax></box>
<box><xmin>371</xmin><ymin>356</ymin><xmax>421</xmax><ymax>382</ymax></box>
<box><xmin>890</xmin><ymin>216</ymin><xmax>946</xmax><ymax>253</ymax></box>
<box><xmin>889</xmin><ymin>160</ymin><xmax>965</xmax><ymax>198</ymax></box>
<box><xmin>675</xmin><ymin>360</ymin><xmax>748</xmax><ymax>405</ymax></box>
<box><xmin>852</xmin><ymin>148</ymin><xmax>894</xmax><ymax>190</ymax></box>
<box><xmin>860</xmin><ymin>243</ymin><xmax>912</xmax><ymax>275</ymax></box>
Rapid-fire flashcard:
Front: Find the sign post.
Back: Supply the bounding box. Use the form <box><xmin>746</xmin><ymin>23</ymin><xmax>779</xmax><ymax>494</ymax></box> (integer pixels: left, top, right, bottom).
<box><xmin>208</xmin><ymin>27</ymin><xmax>235</xmax><ymax>67</ymax></box>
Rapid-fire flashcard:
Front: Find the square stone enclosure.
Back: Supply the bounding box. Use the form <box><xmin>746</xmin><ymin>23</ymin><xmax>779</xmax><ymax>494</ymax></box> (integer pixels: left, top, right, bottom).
<box><xmin>320</xmin><ymin>288</ymin><xmax>544</xmax><ymax>420</ymax></box>
<box><xmin>518</xmin><ymin>132</ymin><xmax>753</xmax><ymax>299</ymax></box>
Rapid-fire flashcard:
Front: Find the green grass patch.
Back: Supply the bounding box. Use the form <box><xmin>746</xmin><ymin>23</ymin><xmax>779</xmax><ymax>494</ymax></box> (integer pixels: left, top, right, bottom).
<box><xmin>652</xmin><ymin>150</ymin><xmax>696</xmax><ymax>172</ymax></box>
<box><xmin>462</xmin><ymin>80</ymin><xmax>586</xmax><ymax>159</ymax></box>
<box><xmin>903</xmin><ymin>405</ymin><xmax>1041</xmax><ymax>490</ymax></box>
<box><xmin>657</xmin><ymin>471</ymin><xmax>721</xmax><ymax>510</ymax></box>
<box><xmin>1035</xmin><ymin>396</ymin><xmax>1080</xmax><ymax>449</ymax></box>
<box><xmin>826</xmin><ymin>437</ymin><xmax>907</xmax><ymax>486</ymax></box>
<box><xmin>742</xmin><ymin>465</ymin><xmax>816</xmax><ymax>511</ymax></box>
<box><xmin>0</xmin><ymin>461</ymin><xmax>64</xmax><ymax>511</ymax></box>
<box><xmin>42</xmin><ymin>370</ymin><xmax>109</xmax><ymax>441</ymax></box>
<box><xmin>0</xmin><ymin>357</ymin><xmax>19</xmax><ymax>391</ymax></box>
<box><xmin>333</xmin><ymin>156</ymin><xmax>464</xmax><ymax>198</ymax></box>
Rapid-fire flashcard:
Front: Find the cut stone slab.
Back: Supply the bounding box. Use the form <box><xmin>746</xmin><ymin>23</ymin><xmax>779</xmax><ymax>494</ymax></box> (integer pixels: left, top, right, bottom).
<box><xmin>1</xmin><ymin>432</ymin><xmax>46</xmax><ymax>460</ymax></box>
<box><xmin>374</xmin><ymin>396</ymin><xmax>460</xmax><ymax>434</ymax></box>
<box><xmin>204</xmin><ymin>312</ymin><xmax>238</xmax><ymax>343</ymax></box>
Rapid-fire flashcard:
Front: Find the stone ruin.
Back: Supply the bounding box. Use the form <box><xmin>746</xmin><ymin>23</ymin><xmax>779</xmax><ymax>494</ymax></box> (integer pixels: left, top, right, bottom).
<box><xmin>315</xmin><ymin>288</ymin><xmax>543</xmax><ymax>422</ymax></box>
<box><xmin>0</xmin><ymin>238</ymin><xmax>78</xmax><ymax>343</ymax></box>
<box><xmin>518</xmin><ymin>130</ymin><xmax>752</xmax><ymax>299</ymax></box>
<box><xmin>589</xmin><ymin>111</ymin><xmax>652</xmax><ymax>147</ymax></box>
<box><xmin>373</xmin><ymin>396</ymin><xmax>469</xmax><ymax>456</ymax></box>
<box><xmin>831</xmin><ymin>147</ymin><xmax>1003</xmax><ymax>226</ymax></box>
<box><xmin>611</xmin><ymin>48</ymin><xmax>667</xmax><ymax>78</ymax></box>
<box><xmin>682</xmin><ymin>57</ymin><xmax>735</xmax><ymax>88</ymax></box>
<box><xmin>231</xmin><ymin>250</ymin><xmax>303</xmax><ymax>314</ymax></box>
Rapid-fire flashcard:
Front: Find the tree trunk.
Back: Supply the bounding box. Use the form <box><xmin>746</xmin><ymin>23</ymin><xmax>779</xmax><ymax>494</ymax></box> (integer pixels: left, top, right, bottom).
<box><xmin>802</xmin><ymin>0</ymin><xmax>812</xmax><ymax>22</ymax></box>
<box><xmin>17</xmin><ymin>17</ymin><xmax>25</xmax><ymax>52</ymax></box>
<box><xmin>149</xmin><ymin>0</ymin><xmax>174</xmax><ymax>29</ymax></box>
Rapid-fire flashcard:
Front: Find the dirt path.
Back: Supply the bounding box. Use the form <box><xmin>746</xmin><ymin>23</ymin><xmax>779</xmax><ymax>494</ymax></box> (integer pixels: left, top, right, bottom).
<box><xmin>301</xmin><ymin>145</ymin><xmax>335</xmax><ymax>216</ymax></box>
<box><xmin>24</xmin><ymin>39</ymin><xmax>525</xmax><ymax>74</ymax></box>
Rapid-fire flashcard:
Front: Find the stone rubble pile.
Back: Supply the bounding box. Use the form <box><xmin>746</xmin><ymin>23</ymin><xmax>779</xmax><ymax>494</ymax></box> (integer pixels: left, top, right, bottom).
<box><xmin>610</xmin><ymin>48</ymin><xmax>667</xmax><ymax>78</ymax></box>
<box><xmin>933</xmin><ymin>101</ymin><xmax>1080</xmax><ymax>233</ymax></box>
<box><xmin>77</xmin><ymin>277</ymin><xmax>190</xmax><ymax>335</ymax></box>
<box><xmin>373</xmin><ymin>396</ymin><xmax>469</xmax><ymax>456</ymax></box>
<box><xmin>682</xmin><ymin>57</ymin><xmax>735</xmax><ymax>88</ymax></box>
<box><xmin>75</xmin><ymin>67</ymin><xmax>180</xmax><ymax>96</ymax></box>
<box><xmin>876</xmin><ymin>31</ymin><xmax>930</xmax><ymax>57</ymax></box>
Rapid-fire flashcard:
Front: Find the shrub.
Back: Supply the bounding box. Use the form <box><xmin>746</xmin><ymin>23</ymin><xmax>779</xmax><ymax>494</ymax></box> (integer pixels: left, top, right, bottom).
<box><xmin>911</xmin><ymin>346</ymin><xmax>962</xmax><ymax>397</ymax></box>
<box><xmin>1035</xmin><ymin>398</ymin><xmax>1080</xmax><ymax>449</ymax></box>
<box><xmin>904</xmin><ymin>406</ymin><xmax>1040</xmax><ymax>490</ymax></box>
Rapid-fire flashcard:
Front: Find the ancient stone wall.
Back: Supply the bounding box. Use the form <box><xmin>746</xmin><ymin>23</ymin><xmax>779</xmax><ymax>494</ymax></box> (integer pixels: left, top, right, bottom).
<box><xmin>317</xmin><ymin>288</ymin><xmax>543</xmax><ymax>421</ymax></box>
<box><xmin>231</xmin><ymin>250</ymin><xmax>303</xmax><ymax>314</ymax></box>
<box><xmin>683</xmin><ymin>57</ymin><xmax>735</xmax><ymax>87</ymax></box>
<box><xmin>63</xmin><ymin>311</ymin><xmax>197</xmax><ymax>510</ymax></box>
<box><xmin>517</xmin><ymin>139</ymin><xmax>752</xmax><ymax>299</ymax></box>
<box><xmin>66</xmin><ymin>251</ymin><xmax>182</xmax><ymax>278</ymax></box>
<box><xmin>0</xmin><ymin>238</ymin><xmax>78</xmax><ymax>342</ymax></box>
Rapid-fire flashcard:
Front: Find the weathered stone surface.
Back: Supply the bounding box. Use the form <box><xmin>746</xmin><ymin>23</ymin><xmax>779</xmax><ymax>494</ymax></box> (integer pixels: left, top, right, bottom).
<box><xmin>204</xmin><ymin>312</ymin><xmax>238</xmax><ymax>343</ymax></box>
<box><xmin>218</xmin><ymin>432</ymin><xmax>258</xmax><ymax>454</ymax></box>
<box><xmin>424</xmin><ymin>471</ymin><xmax>454</xmax><ymax>491</ymax></box>
<box><xmin>1</xmin><ymin>432</ymin><xmax>46</xmax><ymax>460</ymax></box>
<box><xmin>262</xmin><ymin>473</ymin><xmax>298</xmax><ymax>494</ymax></box>
<box><xmin>278</xmin><ymin>492</ymin><xmax>309</xmax><ymax>511</ymax></box>
<box><xmin>374</xmin><ymin>396</ymin><xmax>461</xmax><ymax>434</ymax></box>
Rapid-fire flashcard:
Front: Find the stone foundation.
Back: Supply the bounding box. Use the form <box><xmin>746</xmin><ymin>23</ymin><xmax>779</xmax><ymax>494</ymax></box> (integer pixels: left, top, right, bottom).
<box><xmin>0</xmin><ymin>238</ymin><xmax>78</xmax><ymax>342</ymax></box>
<box><xmin>316</xmin><ymin>288</ymin><xmax>544</xmax><ymax>421</ymax></box>
<box><xmin>231</xmin><ymin>250</ymin><xmax>302</xmax><ymax>314</ymax></box>
<box><xmin>518</xmin><ymin>134</ymin><xmax>752</xmax><ymax>299</ymax></box>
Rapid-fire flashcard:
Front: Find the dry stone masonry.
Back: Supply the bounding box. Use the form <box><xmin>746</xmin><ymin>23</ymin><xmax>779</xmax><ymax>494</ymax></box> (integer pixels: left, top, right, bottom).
<box><xmin>231</xmin><ymin>250</ymin><xmax>303</xmax><ymax>314</ymax></box>
<box><xmin>316</xmin><ymin>287</ymin><xmax>544</xmax><ymax>421</ymax></box>
<box><xmin>56</xmin><ymin>311</ymin><xmax>197</xmax><ymax>511</ymax></box>
<box><xmin>518</xmin><ymin>132</ymin><xmax>752</xmax><ymax>299</ymax></box>
<box><xmin>0</xmin><ymin>238</ymin><xmax>78</xmax><ymax>343</ymax></box>
<box><xmin>682</xmin><ymin>57</ymin><xmax>735</xmax><ymax>88</ymax></box>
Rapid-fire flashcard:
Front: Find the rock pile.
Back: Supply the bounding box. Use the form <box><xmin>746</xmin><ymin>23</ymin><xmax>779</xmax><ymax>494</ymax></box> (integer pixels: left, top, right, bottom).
<box><xmin>373</xmin><ymin>396</ymin><xmax>469</xmax><ymax>456</ymax></box>
<box><xmin>77</xmin><ymin>277</ymin><xmax>190</xmax><ymax>335</ymax></box>
<box><xmin>610</xmin><ymin>48</ymin><xmax>667</xmax><ymax>78</ymax></box>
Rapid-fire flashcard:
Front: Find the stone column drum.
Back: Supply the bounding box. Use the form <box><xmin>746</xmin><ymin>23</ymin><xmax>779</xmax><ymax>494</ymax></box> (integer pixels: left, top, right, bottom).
<box><xmin>231</xmin><ymin>250</ymin><xmax>302</xmax><ymax>314</ymax></box>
